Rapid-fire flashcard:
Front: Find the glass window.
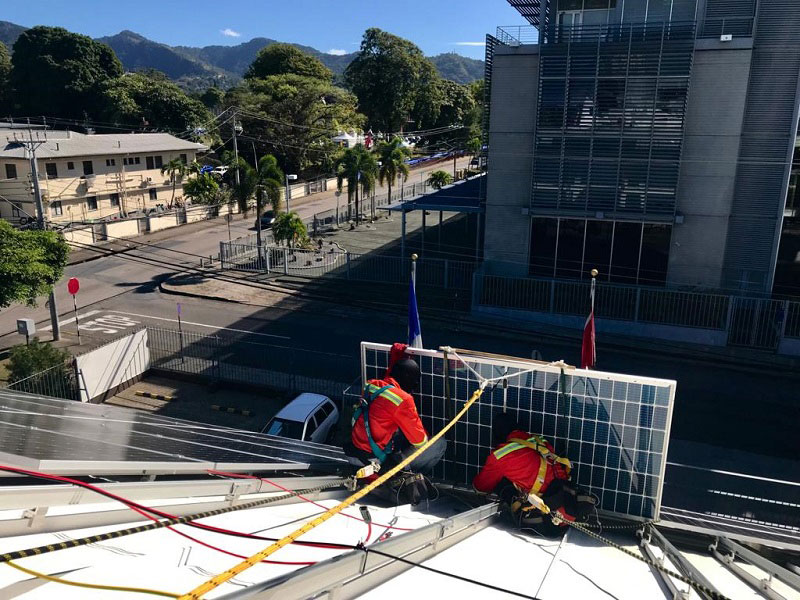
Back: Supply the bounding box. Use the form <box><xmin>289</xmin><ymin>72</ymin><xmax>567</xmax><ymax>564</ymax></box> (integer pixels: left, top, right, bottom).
<box><xmin>51</xmin><ymin>201</ymin><xmax>63</xmax><ymax>216</ymax></box>
<box><xmin>610</xmin><ymin>222</ymin><xmax>641</xmax><ymax>283</ymax></box>
<box><xmin>304</xmin><ymin>415</ymin><xmax>318</xmax><ymax>440</ymax></box>
<box><xmin>583</xmin><ymin>220</ymin><xmax>613</xmax><ymax>280</ymax></box>
<box><xmin>67</xmin><ymin>161</ymin><xmax>74</xmax><ymax>170</ymax></box>
<box><xmin>45</xmin><ymin>163</ymin><xmax>58</xmax><ymax>179</ymax></box>
<box><xmin>110</xmin><ymin>193</ymin><xmax>120</xmax><ymax>207</ymax></box>
<box><xmin>11</xmin><ymin>204</ymin><xmax>20</xmax><ymax>217</ymax></box>
<box><xmin>313</xmin><ymin>407</ymin><xmax>328</xmax><ymax>425</ymax></box>
<box><xmin>265</xmin><ymin>418</ymin><xmax>303</xmax><ymax>439</ymax></box>
<box><xmin>556</xmin><ymin>219</ymin><xmax>586</xmax><ymax>279</ymax></box>
<box><xmin>154</xmin><ymin>155</ymin><xmax>163</xmax><ymax>169</ymax></box>
<box><xmin>146</xmin><ymin>156</ymin><xmax>155</xmax><ymax>170</ymax></box>
<box><xmin>320</xmin><ymin>401</ymin><xmax>334</xmax><ymax>417</ymax></box>
<box><xmin>82</xmin><ymin>160</ymin><xmax>94</xmax><ymax>175</ymax></box>
<box><xmin>180</xmin><ymin>153</ymin><xmax>188</xmax><ymax>164</ymax></box>
<box><xmin>530</xmin><ymin>218</ymin><xmax>558</xmax><ymax>276</ymax></box>
<box><xmin>135</xmin><ymin>157</ymin><xmax>141</xmax><ymax>164</ymax></box>
<box><xmin>639</xmin><ymin>224</ymin><xmax>671</xmax><ymax>285</ymax></box>
<box><xmin>5</xmin><ymin>164</ymin><xmax>17</xmax><ymax>179</ymax></box>
<box><xmin>106</xmin><ymin>158</ymin><xmax>116</xmax><ymax>167</ymax></box>
<box><xmin>86</xmin><ymin>196</ymin><xmax>98</xmax><ymax>211</ymax></box>
<box><xmin>149</xmin><ymin>188</ymin><xmax>158</xmax><ymax>201</ymax></box>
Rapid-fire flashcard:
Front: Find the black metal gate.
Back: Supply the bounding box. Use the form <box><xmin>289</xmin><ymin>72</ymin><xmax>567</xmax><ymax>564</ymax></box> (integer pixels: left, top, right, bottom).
<box><xmin>727</xmin><ymin>297</ymin><xmax>785</xmax><ymax>351</ymax></box>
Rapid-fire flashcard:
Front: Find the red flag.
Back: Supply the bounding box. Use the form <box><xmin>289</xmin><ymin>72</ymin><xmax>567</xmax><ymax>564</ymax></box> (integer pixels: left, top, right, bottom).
<box><xmin>581</xmin><ymin>310</ymin><xmax>595</xmax><ymax>369</ymax></box>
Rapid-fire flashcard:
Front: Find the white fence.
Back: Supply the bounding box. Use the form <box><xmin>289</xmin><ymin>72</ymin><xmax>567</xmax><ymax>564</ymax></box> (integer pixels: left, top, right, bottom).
<box><xmin>75</xmin><ymin>328</ymin><xmax>150</xmax><ymax>402</ymax></box>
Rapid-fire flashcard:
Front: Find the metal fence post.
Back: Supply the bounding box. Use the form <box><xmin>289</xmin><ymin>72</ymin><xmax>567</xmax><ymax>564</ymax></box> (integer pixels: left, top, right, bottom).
<box><xmin>266</xmin><ymin>246</ymin><xmax>271</xmax><ymax>274</ymax></box>
<box><xmin>283</xmin><ymin>247</ymin><xmax>289</xmax><ymax>275</ymax></box>
<box><xmin>219</xmin><ymin>241</ymin><xmax>225</xmax><ymax>269</ymax></box>
<box><xmin>346</xmin><ymin>251</ymin><xmax>351</xmax><ymax>280</ymax></box>
<box><xmin>724</xmin><ymin>296</ymin><xmax>736</xmax><ymax>345</ymax></box>
<box><xmin>634</xmin><ymin>287</ymin><xmax>641</xmax><ymax>322</ymax></box>
<box><xmin>549</xmin><ymin>280</ymin><xmax>556</xmax><ymax>314</ymax></box>
<box><xmin>778</xmin><ymin>299</ymin><xmax>789</xmax><ymax>349</ymax></box>
<box><xmin>444</xmin><ymin>259</ymin><xmax>449</xmax><ymax>289</ymax></box>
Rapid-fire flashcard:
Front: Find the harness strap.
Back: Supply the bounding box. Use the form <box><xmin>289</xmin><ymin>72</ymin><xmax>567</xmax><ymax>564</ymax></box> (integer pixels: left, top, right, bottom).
<box><xmin>353</xmin><ymin>384</ymin><xmax>395</xmax><ymax>464</ymax></box>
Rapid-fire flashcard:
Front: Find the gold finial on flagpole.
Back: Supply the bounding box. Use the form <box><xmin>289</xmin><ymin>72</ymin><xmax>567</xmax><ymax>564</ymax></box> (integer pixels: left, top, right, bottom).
<box><xmin>590</xmin><ymin>268</ymin><xmax>598</xmax><ymax>278</ymax></box>
<box><xmin>411</xmin><ymin>253</ymin><xmax>418</xmax><ymax>261</ymax></box>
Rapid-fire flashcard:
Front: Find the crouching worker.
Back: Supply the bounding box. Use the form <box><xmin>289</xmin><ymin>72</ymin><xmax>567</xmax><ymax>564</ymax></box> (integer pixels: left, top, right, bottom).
<box><xmin>473</xmin><ymin>412</ymin><xmax>595</xmax><ymax>537</ymax></box>
<box><xmin>343</xmin><ymin>345</ymin><xmax>445</xmax><ymax>504</ymax></box>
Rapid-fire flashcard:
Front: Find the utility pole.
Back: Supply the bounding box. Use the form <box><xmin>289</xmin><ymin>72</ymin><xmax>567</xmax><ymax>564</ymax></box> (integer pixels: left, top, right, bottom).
<box><xmin>232</xmin><ymin>109</ymin><xmax>241</xmax><ymax>187</ymax></box>
<box><xmin>18</xmin><ymin>132</ymin><xmax>61</xmax><ymax>340</ymax></box>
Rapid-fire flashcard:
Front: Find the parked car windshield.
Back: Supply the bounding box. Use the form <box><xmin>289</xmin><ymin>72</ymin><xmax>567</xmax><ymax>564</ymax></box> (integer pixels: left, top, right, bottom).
<box><xmin>265</xmin><ymin>418</ymin><xmax>304</xmax><ymax>439</ymax></box>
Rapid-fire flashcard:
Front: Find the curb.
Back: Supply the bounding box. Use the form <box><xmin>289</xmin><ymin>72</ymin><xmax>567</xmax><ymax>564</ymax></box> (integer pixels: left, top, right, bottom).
<box><xmin>211</xmin><ymin>404</ymin><xmax>253</xmax><ymax>417</ymax></box>
<box><xmin>135</xmin><ymin>391</ymin><xmax>175</xmax><ymax>401</ymax></box>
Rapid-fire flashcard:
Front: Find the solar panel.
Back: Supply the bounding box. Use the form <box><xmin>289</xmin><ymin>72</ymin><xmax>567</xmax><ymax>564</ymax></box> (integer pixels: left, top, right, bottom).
<box><xmin>0</xmin><ymin>389</ymin><xmax>348</xmax><ymax>476</ymax></box>
<box><xmin>359</xmin><ymin>343</ymin><xmax>676</xmax><ymax>521</ymax></box>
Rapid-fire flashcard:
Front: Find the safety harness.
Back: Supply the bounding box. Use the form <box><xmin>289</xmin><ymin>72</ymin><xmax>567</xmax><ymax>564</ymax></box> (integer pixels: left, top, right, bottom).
<box><xmin>494</xmin><ymin>435</ymin><xmax>572</xmax><ymax>496</ymax></box>
<box><xmin>351</xmin><ymin>384</ymin><xmax>396</xmax><ymax>464</ymax></box>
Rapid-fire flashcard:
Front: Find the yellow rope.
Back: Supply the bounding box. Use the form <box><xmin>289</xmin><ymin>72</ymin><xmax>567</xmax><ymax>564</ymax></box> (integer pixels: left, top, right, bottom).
<box><xmin>179</xmin><ymin>383</ymin><xmax>488</xmax><ymax>599</ymax></box>
<box><xmin>6</xmin><ymin>559</ymin><xmax>180</xmax><ymax>598</ymax></box>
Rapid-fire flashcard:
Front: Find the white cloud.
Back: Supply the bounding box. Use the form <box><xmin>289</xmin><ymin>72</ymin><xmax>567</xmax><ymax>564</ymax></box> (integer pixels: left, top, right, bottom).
<box><xmin>220</xmin><ymin>28</ymin><xmax>241</xmax><ymax>38</ymax></box>
<box><xmin>454</xmin><ymin>41</ymin><xmax>485</xmax><ymax>46</ymax></box>
<box><xmin>327</xmin><ymin>48</ymin><xmax>347</xmax><ymax>56</ymax></box>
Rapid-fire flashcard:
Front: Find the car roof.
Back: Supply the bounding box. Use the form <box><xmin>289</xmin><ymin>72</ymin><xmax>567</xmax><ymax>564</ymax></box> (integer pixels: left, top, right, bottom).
<box><xmin>273</xmin><ymin>393</ymin><xmax>331</xmax><ymax>421</ymax></box>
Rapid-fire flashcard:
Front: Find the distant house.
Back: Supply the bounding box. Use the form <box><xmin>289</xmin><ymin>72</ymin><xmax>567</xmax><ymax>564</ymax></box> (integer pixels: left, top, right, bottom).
<box><xmin>0</xmin><ymin>126</ymin><xmax>207</xmax><ymax>226</ymax></box>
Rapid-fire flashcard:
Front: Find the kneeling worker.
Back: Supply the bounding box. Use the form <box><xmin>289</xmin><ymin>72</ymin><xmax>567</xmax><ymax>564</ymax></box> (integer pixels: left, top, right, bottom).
<box><xmin>473</xmin><ymin>412</ymin><xmax>595</xmax><ymax>536</ymax></box>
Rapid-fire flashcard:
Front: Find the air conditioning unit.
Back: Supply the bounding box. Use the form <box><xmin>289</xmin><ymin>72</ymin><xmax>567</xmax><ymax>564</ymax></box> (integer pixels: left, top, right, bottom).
<box><xmin>720</xmin><ymin>34</ymin><xmax>733</xmax><ymax>42</ymax></box>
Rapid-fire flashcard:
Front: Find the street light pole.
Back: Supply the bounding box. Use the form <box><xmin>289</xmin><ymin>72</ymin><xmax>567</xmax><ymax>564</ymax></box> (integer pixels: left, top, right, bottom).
<box><xmin>285</xmin><ymin>173</ymin><xmax>298</xmax><ymax>212</ymax></box>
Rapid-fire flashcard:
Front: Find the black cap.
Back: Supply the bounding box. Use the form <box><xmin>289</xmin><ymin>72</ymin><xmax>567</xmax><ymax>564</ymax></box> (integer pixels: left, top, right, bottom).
<box><xmin>390</xmin><ymin>358</ymin><xmax>421</xmax><ymax>393</ymax></box>
<box><xmin>491</xmin><ymin>411</ymin><xmax>522</xmax><ymax>447</ymax></box>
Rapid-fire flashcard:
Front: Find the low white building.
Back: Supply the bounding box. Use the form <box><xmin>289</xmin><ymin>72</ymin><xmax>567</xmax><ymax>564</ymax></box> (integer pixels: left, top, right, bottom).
<box><xmin>0</xmin><ymin>127</ymin><xmax>207</xmax><ymax>226</ymax></box>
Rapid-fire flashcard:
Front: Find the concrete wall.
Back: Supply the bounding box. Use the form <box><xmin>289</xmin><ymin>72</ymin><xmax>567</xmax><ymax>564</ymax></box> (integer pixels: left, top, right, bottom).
<box><xmin>668</xmin><ymin>44</ymin><xmax>752</xmax><ymax>288</ymax></box>
<box><xmin>105</xmin><ymin>219</ymin><xmax>139</xmax><ymax>239</ymax></box>
<box><xmin>148</xmin><ymin>213</ymin><xmax>179</xmax><ymax>232</ymax></box>
<box><xmin>483</xmin><ymin>45</ymin><xmax>539</xmax><ymax>276</ymax></box>
<box><xmin>63</xmin><ymin>227</ymin><xmax>95</xmax><ymax>247</ymax></box>
<box><xmin>75</xmin><ymin>328</ymin><xmax>150</xmax><ymax>402</ymax></box>
<box><xmin>186</xmin><ymin>206</ymin><xmax>213</xmax><ymax>223</ymax></box>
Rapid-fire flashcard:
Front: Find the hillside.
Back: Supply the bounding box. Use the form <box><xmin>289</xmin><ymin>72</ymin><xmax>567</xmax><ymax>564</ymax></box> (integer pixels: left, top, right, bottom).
<box><xmin>0</xmin><ymin>20</ymin><xmax>484</xmax><ymax>89</ymax></box>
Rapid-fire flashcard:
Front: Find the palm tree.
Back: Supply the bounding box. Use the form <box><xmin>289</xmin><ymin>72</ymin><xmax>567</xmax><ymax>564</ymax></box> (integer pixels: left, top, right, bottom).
<box><xmin>336</xmin><ymin>144</ymin><xmax>378</xmax><ymax>226</ymax></box>
<box><xmin>161</xmin><ymin>158</ymin><xmax>187</xmax><ymax>208</ymax></box>
<box><xmin>427</xmin><ymin>170</ymin><xmax>453</xmax><ymax>190</ymax></box>
<box><xmin>273</xmin><ymin>212</ymin><xmax>308</xmax><ymax>248</ymax></box>
<box><xmin>253</xmin><ymin>155</ymin><xmax>284</xmax><ymax>248</ymax></box>
<box><xmin>377</xmin><ymin>137</ymin><xmax>410</xmax><ymax>204</ymax></box>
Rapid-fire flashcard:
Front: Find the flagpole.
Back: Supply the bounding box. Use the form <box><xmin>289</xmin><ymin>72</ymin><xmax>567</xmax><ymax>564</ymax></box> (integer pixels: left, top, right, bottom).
<box><xmin>590</xmin><ymin>268</ymin><xmax>597</xmax><ymax>315</ymax></box>
<box><xmin>411</xmin><ymin>253</ymin><xmax>418</xmax><ymax>291</ymax></box>
<box><xmin>408</xmin><ymin>253</ymin><xmax>423</xmax><ymax>348</ymax></box>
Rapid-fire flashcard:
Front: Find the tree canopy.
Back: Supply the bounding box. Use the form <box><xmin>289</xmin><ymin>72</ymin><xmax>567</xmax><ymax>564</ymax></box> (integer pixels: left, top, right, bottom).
<box><xmin>99</xmin><ymin>71</ymin><xmax>211</xmax><ymax>132</ymax></box>
<box><xmin>245</xmin><ymin>43</ymin><xmax>332</xmax><ymax>81</ymax></box>
<box><xmin>225</xmin><ymin>73</ymin><xmax>364</xmax><ymax>176</ymax></box>
<box><xmin>336</xmin><ymin>144</ymin><xmax>378</xmax><ymax>225</ymax></box>
<box><xmin>0</xmin><ymin>221</ymin><xmax>69</xmax><ymax>308</ymax></box>
<box><xmin>344</xmin><ymin>28</ymin><xmax>443</xmax><ymax>132</ymax></box>
<box><xmin>11</xmin><ymin>26</ymin><xmax>123</xmax><ymax>119</ymax></box>
<box><xmin>0</xmin><ymin>42</ymin><xmax>10</xmax><ymax>115</ymax></box>
<box><xmin>7</xmin><ymin>339</ymin><xmax>72</xmax><ymax>384</ymax></box>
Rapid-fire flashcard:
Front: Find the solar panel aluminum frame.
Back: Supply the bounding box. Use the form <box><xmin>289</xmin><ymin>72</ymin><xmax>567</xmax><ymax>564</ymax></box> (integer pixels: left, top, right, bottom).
<box><xmin>360</xmin><ymin>342</ymin><xmax>677</xmax><ymax>521</ymax></box>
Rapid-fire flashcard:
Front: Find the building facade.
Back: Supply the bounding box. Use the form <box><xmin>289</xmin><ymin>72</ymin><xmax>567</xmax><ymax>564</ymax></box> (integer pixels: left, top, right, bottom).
<box><xmin>0</xmin><ymin>129</ymin><xmax>207</xmax><ymax>227</ymax></box>
<box><xmin>483</xmin><ymin>0</ymin><xmax>800</xmax><ymax>294</ymax></box>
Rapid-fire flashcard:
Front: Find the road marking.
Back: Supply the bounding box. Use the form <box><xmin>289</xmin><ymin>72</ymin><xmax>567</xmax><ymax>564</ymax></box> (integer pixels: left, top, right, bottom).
<box><xmin>42</xmin><ymin>310</ymin><xmax>101</xmax><ymax>330</ymax></box>
<box><xmin>104</xmin><ymin>310</ymin><xmax>291</xmax><ymax>340</ymax></box>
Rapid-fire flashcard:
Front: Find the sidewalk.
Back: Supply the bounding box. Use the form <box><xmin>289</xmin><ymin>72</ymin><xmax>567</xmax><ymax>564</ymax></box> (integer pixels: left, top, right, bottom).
<box><xmin>160</xmin><ymin>266</ymin><xmax>800</xmax><ymax>375</ymax></box>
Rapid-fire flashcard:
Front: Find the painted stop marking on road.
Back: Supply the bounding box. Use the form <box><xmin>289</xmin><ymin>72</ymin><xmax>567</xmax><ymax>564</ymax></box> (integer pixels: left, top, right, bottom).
<box><xmin>67</xmin><ymin>277</ymin><xmax>80</xmax><ymax>295</ymax></box>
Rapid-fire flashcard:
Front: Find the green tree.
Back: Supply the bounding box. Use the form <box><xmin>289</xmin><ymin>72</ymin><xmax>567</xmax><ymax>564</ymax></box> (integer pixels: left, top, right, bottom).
<box><xmin>345</xmin><ymin>28</ymin><xmax>443</xmax><ymax>132</ymax></box>
<box><xmin>183</xmin><ymin>172</ymin><xmax>220</xmax><ymax>205</ymax></box>
<box><xmin>377</xmin><ymin>137</ymin><xmax>410</xmax><ymax>204</ymax></box>
<box><xmin>245</xmin><ymin>43</ymin><xmax>333</xmax><ymax>81</ymax></box>
<box><xmin>200</xmin><ymin>86</ymin><xmax>225</xmax><ymax>110</ymax></box>
<box><xmin>0</xmin><ymin>42</ymin><xmax>10</xmax><ymax>114</ymax></box>
<box><xmin>100</xmin><ymin>71</ymin><xmax>211</xmax><ymax>133</ymax></box>
<box><xmin>7</xmin><ymin>339</ymin><xmax>72</xmax><ymax>384</ymax></box>
<box><xmin>225</xmin><ymin>74</ymin><xmax>364</xmax><ymax>176</ymax></box>
<box><xmin>0</xmin><ymin>221</ymin><xmax>69</xmax><ymax>308</ymax></box>
<box><xmin>336</xmin><ymin>144</ymin><xmax>378</xmax><ymax>226</ymax></box>
<box><xmin>427</xmin><ymin>170</ymin><xmax>453</xmax><ymax>190</ymax></box>
<box><xmin>11</xmin><ymin>26</ymin><xmax>123</xmax><ymax>119</ymax></box>
<box><xmin>272</xmin><ymin>212</ymin><xmax>308</xmax><ymax>248</ymax></box>
<box><xmin>161</xmin><ymin>157</ymin><xmax>187</xmax><ymax>208</ymax></box>
<box><xmin>466</xmin><ymin>136</ymin><xmax>481</xmax><ymax>157</ymax></box>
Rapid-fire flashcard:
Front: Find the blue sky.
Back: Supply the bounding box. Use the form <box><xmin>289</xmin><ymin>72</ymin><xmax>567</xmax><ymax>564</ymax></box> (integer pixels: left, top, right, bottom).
<box><xmin>3</xmin><ymin>0</ymin><xmax>526</xmax><ymax>59</ymax></box>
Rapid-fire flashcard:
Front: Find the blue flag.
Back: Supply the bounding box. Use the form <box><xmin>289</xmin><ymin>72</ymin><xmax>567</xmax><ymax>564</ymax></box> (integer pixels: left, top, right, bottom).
<box><xmin>408</xmin><ymin>265</ymin><xmax>423</xmax><ymax>348</ymax></box>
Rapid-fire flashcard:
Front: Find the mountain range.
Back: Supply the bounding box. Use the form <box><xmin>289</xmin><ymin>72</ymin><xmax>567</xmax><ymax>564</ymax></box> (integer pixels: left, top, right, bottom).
<box><xmin>0</xmin><ymin>22</ymin><xmax>484</xmax><ymax>91</ymax></box>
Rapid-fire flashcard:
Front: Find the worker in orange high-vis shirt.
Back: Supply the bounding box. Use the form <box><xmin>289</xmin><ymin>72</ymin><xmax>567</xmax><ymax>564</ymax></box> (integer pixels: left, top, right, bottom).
<box><xmin>474</xmin><ymin>412</ymin><xmax>595</xmax><ymax>537</ymax></box>
<box><xmin>344</xmin><ymin>350</ymin><xmax>446</xmax><ymax>479</ymax></box>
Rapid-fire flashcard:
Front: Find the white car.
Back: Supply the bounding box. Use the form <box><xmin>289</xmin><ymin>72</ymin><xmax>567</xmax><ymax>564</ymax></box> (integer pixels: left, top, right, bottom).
<box><xmin>211</xmin><ymin>166</ymin><xmax>229</xmax><ymax>178</ymax></box>
<box><xmin>263</xmin><ymin>393</ymin><xmax>339</xmax><ymax>443</ymax></box>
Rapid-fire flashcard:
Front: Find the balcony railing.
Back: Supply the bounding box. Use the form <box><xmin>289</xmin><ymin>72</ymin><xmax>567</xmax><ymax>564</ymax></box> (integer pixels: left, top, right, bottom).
<box><xmin>698</xmin><ymin>16</ymin><xmax>754</xmax><ymax>39</ymax></box>
<box><xmin>496</xmin><ymin>25</ymin><xmax>540</xmax><ymax>46</ymax></box>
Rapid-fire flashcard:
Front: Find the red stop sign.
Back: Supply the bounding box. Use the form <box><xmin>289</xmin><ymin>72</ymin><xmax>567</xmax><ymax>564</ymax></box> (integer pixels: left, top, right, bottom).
<box><xmin>67</xmin><ymin>277</ymin><xmax>80</xmax><ymax>295</ymax></box>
